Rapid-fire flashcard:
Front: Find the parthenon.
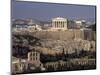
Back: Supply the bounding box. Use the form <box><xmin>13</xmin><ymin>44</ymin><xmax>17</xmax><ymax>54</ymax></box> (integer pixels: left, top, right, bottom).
<box><xmin>51</xmin><ymin>17</ymin><xmax>68</xmax><ymax>31</ymax></box>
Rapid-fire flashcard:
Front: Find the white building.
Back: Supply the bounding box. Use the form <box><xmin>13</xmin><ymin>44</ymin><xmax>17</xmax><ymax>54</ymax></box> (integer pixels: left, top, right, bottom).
<box><xmin>51</xmin><ymin>17</ymin><xmax>68</xmax><ymax>31</ymax></box>
<box><xmin>12</xmin><ymin>57</ymin><xmax>28</xmax><ymax>74</ymax></box>
<box><xmin>75</xmin><ymin>20</ymin><xmax>86</xmax><ymax>28</ymax></box>
<box><xmin>27</xmin><ymin>49</ymin><xmax>44</xmax><ymax>70</ymax></box>
<box><xmin>12</xmin><ymin>24</ymin><xmax>42</xmax><ymax>32</ymax></box>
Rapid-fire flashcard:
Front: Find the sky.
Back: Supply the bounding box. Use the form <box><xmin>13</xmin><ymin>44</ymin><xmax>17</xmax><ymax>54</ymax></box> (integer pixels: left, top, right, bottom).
<box><xmin>11</xmin><ymin>0</ymin><xmax>96</xmax><ymax>21</ymax></box>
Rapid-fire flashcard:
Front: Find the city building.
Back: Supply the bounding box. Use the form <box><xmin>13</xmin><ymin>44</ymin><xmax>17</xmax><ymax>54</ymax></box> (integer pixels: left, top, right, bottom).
<box><xmin>43</xmin><ymin>21</ymin><xmax>51</xmax><ymax>30</ymax></box>
<box><xmin>12</xmin><ymin>23</ymin><xmax>42</xmax><ymax>32</ymax></box>
<box><xmin>75</xmin><ymin>20</ymin><xmax>86</xmax><ymax>28</ymax></box>
<box><xmin>27</xmin><ymin>49</ymin><xmax>45</xmax><ymax>71</ymax></box>
<box><xmin>27</xmin><ymin>50</ymin><xmax>41</xmax><ymax>67</ymax></box>
<box><xmin>12</xmin><ymin>19</ymin><xmax>42</xmax><ymax>32</ymax></box>
<box><xmin>12</xmin><ymin>57</ymin><xmax>28</xmax><ymax>74</ymax></box>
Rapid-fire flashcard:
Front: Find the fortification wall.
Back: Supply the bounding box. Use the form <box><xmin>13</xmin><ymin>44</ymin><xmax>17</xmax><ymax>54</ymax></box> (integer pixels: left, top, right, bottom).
<box><xmin>31</xmin><ymin>30</ymin><xmax>95</xmax><ymax>41</ymax></box>
<box><xmin>13</xmin><ymin>29</ymin><xmax>96</xmax><ymax>41</ymax></box>
<box><xmin>34</xmin><ymin>30</ymin><xmax>74</xmax><ymax>40</ymax></box>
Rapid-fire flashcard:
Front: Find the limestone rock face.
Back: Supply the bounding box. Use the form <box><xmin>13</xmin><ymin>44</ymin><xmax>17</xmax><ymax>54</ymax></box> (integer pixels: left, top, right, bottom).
<box><xmin>12</xmin><ymin>34</ymin><xmax>96</xmax><ymax>56</ymax></box>
<box><xmin>39</xmin><ymin>39</ymin><xmax>96</xmax><ymax>55</ymax></box>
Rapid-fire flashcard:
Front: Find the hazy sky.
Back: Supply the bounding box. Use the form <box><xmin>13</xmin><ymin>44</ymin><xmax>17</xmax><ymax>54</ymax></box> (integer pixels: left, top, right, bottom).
<box><xmin>12</xmin><ymin>0</ymin><xmax>96</xmax><ymax>21</ymax></box>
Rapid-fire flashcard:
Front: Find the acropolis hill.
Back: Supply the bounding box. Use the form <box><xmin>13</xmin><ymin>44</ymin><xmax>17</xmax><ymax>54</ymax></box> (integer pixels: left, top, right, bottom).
<box><xmin>12</xmin><ymin>30</ymin><xmax>96</xmax><ymax>55</ymax></box>
<box><xmin>12</xmin><ymin>17</ymin><xmax>96</xmax><ymax>74</ymax></box>
<box><xmin>12</xmin><ymin>17</ymin><xmax>96</xmax><ymax>55</ymax></box>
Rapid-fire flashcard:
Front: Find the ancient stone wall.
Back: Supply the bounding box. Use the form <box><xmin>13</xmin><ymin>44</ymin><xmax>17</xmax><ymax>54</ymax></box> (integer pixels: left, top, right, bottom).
<box><xmin>30</xmin><ymin>30</ymin><xmax>95</xmax><ymax>41</ymax></box>
<box><xmin>13</xmin><ymin>29</ymin><xmax>96</xmax><ymax>41</ymax></box>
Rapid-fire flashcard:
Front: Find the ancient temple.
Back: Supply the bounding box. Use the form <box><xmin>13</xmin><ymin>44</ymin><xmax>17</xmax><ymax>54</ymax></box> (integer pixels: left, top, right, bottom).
<box><xmin>51</xmin><ymin>17</ymin><xmax>68</xmax><ymax>31</ymax></box>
